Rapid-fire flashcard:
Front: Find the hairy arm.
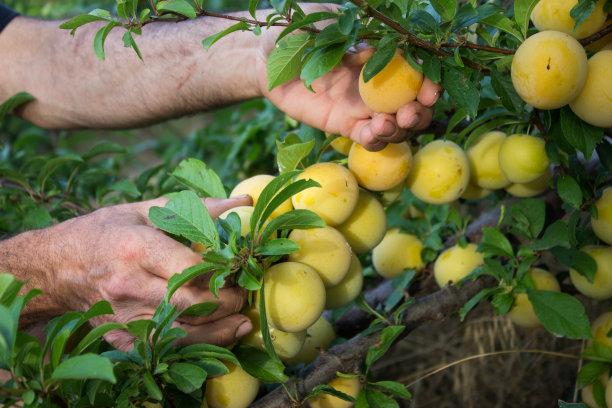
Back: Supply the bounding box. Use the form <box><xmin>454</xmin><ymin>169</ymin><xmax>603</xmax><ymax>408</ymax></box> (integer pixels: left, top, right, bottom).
<box><xmin>0</xmin><ymin>13</ymin><xmax>263</xmax><ymax>129</ymax></box>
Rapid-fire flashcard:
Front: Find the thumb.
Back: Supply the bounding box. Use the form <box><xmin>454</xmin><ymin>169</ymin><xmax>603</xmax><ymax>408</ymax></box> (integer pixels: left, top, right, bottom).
<box><xmin>203</xmin><ymin>195</ymin><xmax>254</xmax><ymax>219</ymax></box>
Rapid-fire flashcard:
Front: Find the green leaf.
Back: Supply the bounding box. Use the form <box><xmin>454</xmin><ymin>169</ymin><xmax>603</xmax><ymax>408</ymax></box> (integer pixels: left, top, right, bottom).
<box><xmin>491</xmin><ymin>292</ymin><xmax>514</xmax><ymax>315</ymax></box>
<box><xmin>276</xmin><ymin>12</ymin><xmax>339</xmax><ymax>43</ymax></box>
<box><xmin>365</xmin><ymin>388</ymin><xmax>400</xmax><ymax>408</ymax></box>
<box><xmin>551</xmin><ymin>247</ymin><xmax>596</xmax><ymax>283</ymax></box>
<box><xmin>121</xmin><ymin>30</ymin><xmax>143</xmax><ymax>61</ymax></box>
<box><xmin>203</xmin><ymin>21</ymin><xmax>249</xmax><ymax>51</ymax></box>
<box><xmin>37</xmin><ymin>154</ymin><xmax>83</xmax><ymax>193</ymax></box>
<box><xmin>143</xmin><ymin>370</ymin><xmax>163</xmax><ymax>400</ymax></box>
<box><xmin>259</xmin><ymin>209</ymin><xmax>325</xmax><ymax>244</ymax></box>
<box><xmin>361</xmin><ymin>42</ymin><xmax>398</xmax><ymax>83</ymax></box>
<box><xmin>178</xmin><ymin>302</ymin><xmax>218</xmax><ymax>318</ymax></box>
<box><xmin>157</xmin><ymin>0</ymin><xmax>197</xmax><ymax>18</ymax></box>
<box><xmin>93</xmin><ymin>22</ymin><xmax>120</xmax><ymax>61</ymax></box>
<box><xmin>577</xmin><ymin>361</ymin><xmax>609</xmax><ymax>388</ymax></box>
<box><xmin>275</xmin><ymin>134</ymin><xmax>316</xmax><ymax>173</ymax></box>
<box><xmin>59</xmin><ymin>10</ymin><xmax>111</xmax><ymax>33</ymax></box>
<box><xmin>108</xmin><ymin>179</ymin><xmax>140</xmax><ymax>197</ymax></box>
<box><xmin>430</xmin><ymin>0</ymin><xmax>457</xmax><ymax>19</ymax></box>
<box><xmin>309</xmin><ymin>384</ymin><xmax>357</xmax><ymax>403</ymax></box>
<box><xmin>560</xmin><ymin>106</ymin><xmax>604</xmax><ymax>160</ymax></box>
<box><xmin>443</xmin><ymin>69</ymin><xmax>480</xmax><ymax>119</ymax></box>
<box><xmin>168</xmin><ymin>363</ymin><xmax>207</xmax><ymax>393</ymax></box>
<box><xmin>166</xmin><ymin>262</ymin><xmax>217</xmax><ymax>301</ymax></box>
<box><xmin>0</xmin><ymin>274</ymin><xmax>25</xmax><ymax>306</ymax></box>
<box><xmin>508</xmin><ymin>198</ymin><xmax>546</xmax><ymax>239</ymax></box>
<box><xmin>527</xmin><ymin>290</ymin><xmax>592</xmax><ymax>339</ymax></box>
<box><xmin>232</xmin><ymin>345</ymin><xmax>288</xmax><ymax>383</ymax></box>
<box><xmin>583</xmin><ymin>342</ymin><xmax>612</xmax><ymax>363</ymax></box>
<box><xmin>301</xmin><ymin>43</ymin><xmax>348</xmax><ymax>90</ymax></box>
<box><xmin>372</xmin><ymin>381</ymin><xmax>412</xmax><ymax>399</ymax></box>
<box><xmin>171</xmin><ymin>158</ymin><xmax>226</xmax><ymax>198</ymax></box>
<box><xmin>421</xmin><ymin>53</ymin><xmax>441</xmax><ymax>84</ymax></box>
<box><xmin>459</xmin><ymin>287</ymin><xmax>503</xmax><ymax>321</ymax></box>
<box><xmin>570</xmin><ymin>0</ymin><xmax>599</xmax><ymax>33</ymax></box>
<box><xmin>596</xmin><ymin>138</ymin><xmax>612</xmax><ymax>172</ymax></box>
<box><xmin>72</xmin><ymin>322</ymin><xmax>125</xmax><ymax>356</ymax></box>
<box><xmin>558</xmin><ymin>402</ymin><xmax>588</xmax><ymax>408</ymax></box>
<box><xmin>267</xmin><ymin>33</ymin><xmax>313</xmax><ymax>91</ymax></box>
<box><xmin>480</xmin><ymin>13</ymin><xmax>523</xmax><ymax>42</ymax></box>
<box><xmin>83</xmin><ymin>142</ymin><xmax>127</xmax><ymax>160</ymax></box>
<box><xmin>514</xmin><ymin>0</ymin><xmax>541</xmax><ymax>39</ymax></box>
<box><xmin>51</xmin><ymin>354</ymin><xmax>116</xmax><ymax>383</ymax></box>
<box><xmin>149</xmin><ymin>190</ymin><xmax>219</xmax><ymax>250</ymax></box>
<box><xmin>532</xmin><ymin>220</ymin><xmax>570</xmax><ymax>250</ymax></box>
<box><xmin>490</xmin><ymin>69</ymin><xmax>525</xmax><ymax>114</ymax></box>
<box><xmin>257</xmin><ymin>278</ymin><xmax>282</xmax><ymax>364</ymax></box>
<box><xmin>557</xmin><ymin>175</ymin><xmax>583</xmax><ymax>209</ymax></box>
<box><xmin>0</xmin><ymin>92</ymin><xmax>35</xmax><ymax>123</ymax></box>
<box><xmin>255</xmin><ymin>238</ymin><xmax>300</xmax><ymax>256</ymax></box>
<box><xmin>249</xmin><ymin>0</ymin><xmax>259</xmax><ymax>18</ymax></box>
<box><xmin>478</xmin><ymin>228</ymin><xmax>514</xmax><ymax>258</ymax></box>
<box><xmin>179</xmin><ymin>343</ymin><xmax>239</xmax><ymax>365</ymax></box>
<box><xmin>365</xmin><ymin>326</ymin><xmax>405</xmax><ymax>368</ymax></box>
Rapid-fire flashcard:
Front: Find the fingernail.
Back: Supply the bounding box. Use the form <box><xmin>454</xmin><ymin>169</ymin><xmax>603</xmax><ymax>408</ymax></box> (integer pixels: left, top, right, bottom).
<box><xmin>233</xmin><ymin>194</ymin><xmax>250</xmax><ymax>199</ymax></box>
<box><xmin>409</xmin><ymin>114</ymin><xmax>421</xmax><ymax>128</ymax></box>
<box><xmin>381</xmin><ymin>120</ymin><xmax>397</xmax><ymax>136</ymax></box>
<box><xmin>235</xmin><ymin>320</ymin><xmax>253</xmax><ymax>339</ymax></box>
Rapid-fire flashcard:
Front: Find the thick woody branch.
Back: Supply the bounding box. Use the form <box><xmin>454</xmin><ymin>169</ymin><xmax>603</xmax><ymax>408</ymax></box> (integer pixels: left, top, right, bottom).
<box><xmin>251</xmin><ymin>277</ymin><xmax>494</xmax><ymax>407</ymax></box>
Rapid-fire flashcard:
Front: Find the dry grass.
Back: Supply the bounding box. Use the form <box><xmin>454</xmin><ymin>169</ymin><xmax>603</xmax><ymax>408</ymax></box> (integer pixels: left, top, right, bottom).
<box><xmin>373</xmin><ymin>303</ymin><xmax>585</xmax><ymax>408</ymax></box>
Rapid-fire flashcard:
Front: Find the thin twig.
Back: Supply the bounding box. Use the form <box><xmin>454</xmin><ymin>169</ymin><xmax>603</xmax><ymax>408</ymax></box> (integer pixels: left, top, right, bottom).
<box><xmin>580</xmin><ymin>23</ymin><xmax>612</xmax><ymax>47</ymax></box>
<box><xmin>401</xmin><ymin>349</ymin><xmax>580</xmax><ymax>388</ymax></box>
<box><xmin>440</xmin><ymin>41</ymin><xmax>515</xmax><ymax>55</ymax></box>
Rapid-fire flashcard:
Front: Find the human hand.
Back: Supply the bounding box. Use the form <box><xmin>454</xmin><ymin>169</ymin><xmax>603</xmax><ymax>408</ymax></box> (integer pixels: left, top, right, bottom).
<box><xmin>256</xmin><ymin>13</ymin><xmax>443</xmax><ymax>151</ymax></box>
<box><xmin>24</xmin><ymin>195</ymin><xmax>254</xmax><ymax>351</ymax></box>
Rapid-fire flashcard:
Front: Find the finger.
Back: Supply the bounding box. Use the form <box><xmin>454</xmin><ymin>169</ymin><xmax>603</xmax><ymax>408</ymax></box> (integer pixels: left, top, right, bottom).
<box><xmin>396</xmin><ymin>101</ymin><xmax>434</xmax><ymax>130</ymax></box>
<box><xmin>416</xmin><ymin>77</ymin><xmax>444</xmax><ymax>107</ymax></box>
<box><xmin>175</xmin><ymin>313</ymin><xmax>253</xmax><ymax>347</ymax></box>
<box><xmin>173</xmin><ymin>285</ymin><xmax>247</xmax><ymax>325</ymax></box>
<box><xmin>342</xmin><ymin>43</ymin><xmax>375</xmax><ymax>67</ymax></box>
<box><xmin>202</xmin><ymin>195</ymin><xmax>253</xmax><ymax>219</ymax></box>
<box><xmin>139</xmin><ymin>226</ymin><xmax>204</xmax><ymax>280</ymax></box>
<box><xmin>130</xmin><ymin>195</ymin><xmax>253</xmax><ymax>225</ymax></box>
<box><xmin>349</xmin><ymin>120</ymin><xmax>388</xmax><ymax>152</ymax></box>
<box><xmin>370</xmin><ymin>113</ymin><xmax>407</xmax><ymax>143</ymax></box>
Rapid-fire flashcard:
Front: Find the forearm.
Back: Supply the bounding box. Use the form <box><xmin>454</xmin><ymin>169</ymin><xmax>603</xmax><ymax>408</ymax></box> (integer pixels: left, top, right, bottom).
<box><xmin>0</xmin><ymin>227</ymin><xmax>70</xmax><ymax>326</ymax></box>
<box><xmin>0</xmin><ymin>13</ymin><xmax>264</xmax><ymax>129</ymax></box>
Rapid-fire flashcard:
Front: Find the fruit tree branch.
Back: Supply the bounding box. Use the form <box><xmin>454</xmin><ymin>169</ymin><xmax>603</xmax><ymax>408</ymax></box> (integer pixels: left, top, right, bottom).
<box><xmin>580</xmin><ymin>23</ymin><xmax>612</xmax><ymax>47</ymax></box>
<box><xmin>250</xmin><ymin>276</ymin><xmax>495</xmax><ymax>408</ymax></box>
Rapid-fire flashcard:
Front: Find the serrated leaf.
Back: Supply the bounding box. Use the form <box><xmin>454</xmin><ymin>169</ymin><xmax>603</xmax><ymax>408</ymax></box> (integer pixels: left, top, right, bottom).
<box><xmin>267</xmin><ymin>33</ymin><xmax>313</xmax><ymax>91</ymax></box>
<box><xmin>490</xmin><ymin>69</ymin><xmax>525</xmax><ymax>113</ymax></box>
<box><xmin>361</xmin><ymin>42</ymin><xmax>398</xmax><ymax>83</ymax></box>
<box><xmin>509</xmin><ymin>198</ymin><xmax>546</xmax><ymax>239</ymax></box>
<box><xmin>275</xmin><ymin>135</ymin><xmax>315</xmax><ymax>173</ymax></box>
<box><xmin>514</xmin><ymin>0</ymin><xmax>541</xmax><ymax>39</ymax></box>
<box><xmin>443</xmin><ymin>69</ymin><xmax>480</xmax><ymax>119</ymax></box>
<box><xmin>171</xmin><ymin>158</ymin><xmax>226</xmax><ymax>198</ymax></box>
<box><xmin>301</xmin><ymin>43</ymin><xmax>348</xmax><ymax>90</ymax></box>
<box><xmin>166</xmin><ymin>262</ymin><xmax>218</xmax><ymax>301</ymax></box>
<box><xmin>551</xmin><ymin>247</ymin><xmax>596</xmax><ymax>283</ymax></box>
<box><xmin>570</xmin><ymin>0</ymin><xmax>599</xmax><ymax>33</ymax></box>
<box><xmin>577</xmin><ymin>361</ymin><xmax>609</xmax><ymax>389</ymax></box>
<box><xmin>51</xmin><ymin>354</ymin><xmax>116</xmax><ymax>383</ymax></box>
<box><xmin>557</xmin><ymin>175</ymin><xmax>583</xmax><ymax>209</ymax></box>
<box><xmin>168</xmin><ymin>363</ymin><xmax>207</xmax><ymax>393</ymax></box>
<box><xmin>560</xmin><ymin>106</ymin><xmax>604</xmax><ymax>160</ymax></box>
<box><xmin>0</xmin><ymin>92</ymin><xmax>35</xmax><ymax>123</ymax></box>
<box><xmin>532</xmin><ymin>220</ymin><xmax>569</xmax><ymax>250</ymax></box>
<box><xmin>108</xmin><ymin>179</ymin><xmax>140</xmax><ymax>197</ymax></box>
<box><xmin>528</xmin><ymin>290</ymin><xmax>592</xmax><ymax>339</ymax></box>
<box><xmin>365</xmin><ymin>326</ymin><xmax>404</xmax><ymax>368</ymax></box>
<box><xmin>259</xmin><ymin>209</ymin><xmax>325</xmax><ymax>244</ymax></box>
<box><xmin>203</xmin><ymin>21</ymin><xmax>249</xmax><ymax>51</ymax></box>
<box><xmin>178</xmin><ymin>302</ymin><xmax>218</xmax><ymax>318</ymax></box>
<box><xmin>157</xmin><ymin>0</ymin><xmax>197</xmax><ymax>18</ymax></box>
<box><xmin>478</xmin><ymin>228</ymin><xmax>514</xmax><ymax>258</ymax></box>
<box><xmin>232</xmin><ymin>345</ymin><xmax>288</xmax><ymax>383</ymax></box>
<box><xmin>93</xmin><ymin>22</ymin><xmax>120</xmax><ymax>61</ymax></box>
<box><xmin>373</xmin><ymin>381</ymin><xmax>412</xmax><ymax>398</ymax></box>
<box><xmin>255</xmin><ymin>238</ymin><xmax>300</xmax><ymax>255</ymax></box>
<box><xmin>459</xmin><ymin>287</ymin><xmax>503</xmax><ymax>321</ymax></box>
<box><xmin>149</xmin><ymin>190</ymin><xmax>219</xmax><ymax>250</ymax></box>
